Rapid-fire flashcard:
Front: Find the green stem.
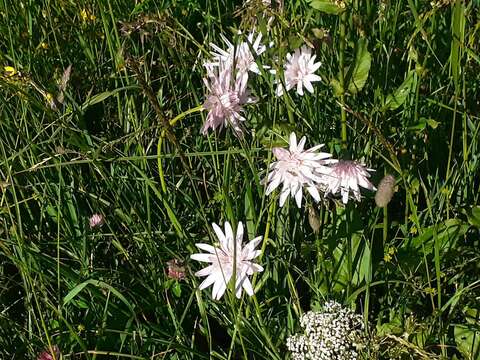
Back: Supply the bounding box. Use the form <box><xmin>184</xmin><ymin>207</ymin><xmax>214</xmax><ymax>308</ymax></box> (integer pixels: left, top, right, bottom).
<box><xmin>383</xmin><ymin>204</ymin><xmax>388</xmax><ymax>245</ymax></box>
<box><xmin>339</xmin><ymin>10</ymin><xmax>348</xmax><ymax>151</ymax></box>
<box><xmin>346</xmin><ymin>206</ymin><xmax>352</xmax><ymax>299</ymax></box>
<box><xmin>157</xmin><ymin>105</ymin><xmax>203</xmax><ymax>193</ymax></box>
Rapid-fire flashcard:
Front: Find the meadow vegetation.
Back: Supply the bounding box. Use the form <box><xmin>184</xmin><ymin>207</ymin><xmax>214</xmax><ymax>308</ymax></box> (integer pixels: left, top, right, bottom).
<box><xmin>0</xmin><ymin>0</ymin><xmax>479</xmax><ymax>358</ymax></box>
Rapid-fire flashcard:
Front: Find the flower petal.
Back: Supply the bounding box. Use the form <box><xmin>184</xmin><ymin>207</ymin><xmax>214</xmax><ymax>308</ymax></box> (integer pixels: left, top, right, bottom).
<box><xmin>199</xmin><ymin>272</ymin><xmax>217</xmax><ymax>290</ymax></box>
<box><xmin>195</xmin><ymin>243</ymin><xmax>216</xmax><ymax>253</ymax></box>
<box><xmin>191</xmin><ymin>253</ymin><xmax>213</xmax><ymax>262</ymax></box>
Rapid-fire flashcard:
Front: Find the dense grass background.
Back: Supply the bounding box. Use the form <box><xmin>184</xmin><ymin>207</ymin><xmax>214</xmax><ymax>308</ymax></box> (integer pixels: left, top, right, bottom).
<box><xmin>0</xmin><ymin>0</ymin><xmax>479</xmax><ymax>358</ymax></box>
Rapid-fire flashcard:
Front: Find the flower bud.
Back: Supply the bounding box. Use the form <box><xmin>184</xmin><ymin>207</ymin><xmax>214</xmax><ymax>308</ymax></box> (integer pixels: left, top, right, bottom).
<box><xmin>308</xmin><ymin>206</ymin><xmax>321</xmax><ymax>234</ymax></box>
<box><xmin>89</xmin><ymin>213</ymin><xmax>104</xmax><ymax>228</ymax></box>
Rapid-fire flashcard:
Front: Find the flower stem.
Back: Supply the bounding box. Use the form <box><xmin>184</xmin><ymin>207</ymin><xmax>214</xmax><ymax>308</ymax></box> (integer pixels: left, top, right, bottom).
<box><xmin>339</xmin><ymin>10</ymin><xmax>348</xmax><ymax>151</ymax></box>
<box><xmin>157</xmin><ymin>105</ymin><xmax>204</xmax><ymax>193</ymax></box>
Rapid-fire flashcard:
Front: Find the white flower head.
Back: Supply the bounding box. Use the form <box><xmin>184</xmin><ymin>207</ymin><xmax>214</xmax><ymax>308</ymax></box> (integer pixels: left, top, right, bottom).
<box><xmin>208</xmin><ymin>32</ymin><xmax>268</xmax><ymax>84</ymax></box>
<box><xmin>323</xmin><ymin>160</ymin><xmax>376</xmax><ymax>204</ymax></box>
<box><xmin>276</xmin><ymin>45</ymin><xmax>322</xmax><ymax>96</ymax></box>
<box><xmin>202</xmin><ymin>62</ymin><xmax>256</xmax><ymax>136</ymax></box>
<box><xmin>287</xmin><ymin>301</ymin><xmax>366</xmax><ymax>360</ymax></box>
<box><xmin>265</xmin><ymin>132</ymin><xmax>335</xmax><ymax>208</ymax></box>
<box><xmin>191</xmin><ymin>221</ymin><xmax>263</xmax><ymax>300</ymax></box>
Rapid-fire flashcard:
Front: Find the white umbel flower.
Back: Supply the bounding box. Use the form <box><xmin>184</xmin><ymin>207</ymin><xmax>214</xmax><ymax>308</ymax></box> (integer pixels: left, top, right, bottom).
<box><xmin>265</xmin><ymin>133</ymin><xmax>335</xmax><ymax>208</ymax></box>
<box><xmin>208</xmin><ymin>32</ymin><xmax>267</xmax><ymax>84</ymax></box>
<box><xmin>287</xmin><ymin>301</ymin><xmax>367</xmax><ymax>360</ymax></box>
<box><xmin>202</xmin><ymin>63</ymin><xmax>256</xmax><ymax>136</ymax></box>
<box><xmin>324</xmin><ymin>160</ymin><xmax>376</xmax><ymax>204</ymax></box>
<box><xmin>191</xmin><ymin>221</ymin><xmax>263</xmax><ymax>300</ymax></box>
<box><xmin>276</xmin><ymin>45</ymin><xmax>322</xmax><ymax>96</ymax></box>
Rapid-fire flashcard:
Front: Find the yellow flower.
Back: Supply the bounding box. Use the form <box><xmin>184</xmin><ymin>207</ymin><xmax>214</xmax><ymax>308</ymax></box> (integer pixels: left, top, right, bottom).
<box><xmin>384</xmin><ymin>246</ymin><xmax>396</xmax><ymax>263</ymax></box>
<box><xmin>80</xmin><ymin>8</ymin><xmax>96</xmax><ymax>22</ymax></box>
<box><xmin>40</xmin><ymin>42</ymin><xmax>49</xmax><ymax>49</ymax></box>
<box><xmin>44</xmin><ymin>92</ymin><xmax>57</xmax><ymax>110</ymax></box>
<box><xmin>410</xmin><ymin>225</ymin><xmax>418</xmax><ymax>235</ymax></box>
<box><xmin>424</xmin><ymin>287</ymin><xmax>436</xmax><ymax>295</ymax></box>
<box><xmin>80</xmin><ymin>9</ymin><xmax>88</xmax><ymax>21</ymax></box>
<box><xmin>4</xmin><ymin>66</ymin><xmax>16</xmax><ymax>77</ymax></box>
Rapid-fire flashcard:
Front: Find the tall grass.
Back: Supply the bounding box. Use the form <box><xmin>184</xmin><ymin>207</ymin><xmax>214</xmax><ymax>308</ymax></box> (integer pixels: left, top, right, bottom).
<box><xmin>0</xmin><ymin>0</ymin><xmax>479</xmax><ymax>358</ymax></box>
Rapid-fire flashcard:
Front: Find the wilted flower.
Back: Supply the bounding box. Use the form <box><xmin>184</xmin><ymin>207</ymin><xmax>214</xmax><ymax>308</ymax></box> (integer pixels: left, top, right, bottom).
<box><xmin>191</xmin><ymin>221</ymin><xmax>263</xmax><ymax>300</ymax></box>
<box><xmin>89</xmin><ymin>213</ymin><xmax>104</xmax><ymax>228</ymax></box>
<box><xmin>375</xmin><ymin>174</ymin><xmax>395</xmax><ymax>207</ymax></box>
<box><xmin>202</xmin><ymin>62</ymin><xmax>256</xmax><ymax>136</ymax></box>
<box><xmin>276</xmin><ymin>45</ymin><xmax>322</xmax><ymax>96</ymax></box>
<box><xmin>287</xmin><ymin>301</ymin><xmax>367</xmax><ymax>360</ymax></box>
<box><xmin>265</xmin><ymin>133</ymin><xmax>335</xmax><ymax>208</ymax></box>
<box><xmin>208</xmin><ymin>32</ymin><xmax>267</xmax><ymax>84</ymax></box>
<box><xmin>167</xmin><ymin>259</ymin><xmax>186</xmax><ymax>280</ymax></box>
<box><xmin>324</xmin><ymin>160</ymin><xmax>376</xmax><ymax>204</ymax></box>
<box><xmin>37</xmin><ymin>345</ymin><xmax>60</xmax><ymax>360</ymax></box>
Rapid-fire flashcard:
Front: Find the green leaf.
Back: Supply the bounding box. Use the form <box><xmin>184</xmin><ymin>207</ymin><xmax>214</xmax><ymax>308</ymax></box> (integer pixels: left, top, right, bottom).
<box><xmin>455</xmin><ymin>324</ymin><xmax>480</xmax><ymax>359</ymax></box>
<box><xmin>383</xmin><ymin>70</ymin><xmax>416</xmax><ymax>111</ymax></box>
<box><xmin>172</xmin><ymin>282</ymin><xmax>182</xmax><ymax>298</ymax></box>
<box><xmin>330</xmin><ymin>78</ymin><xmax>343</xmax><ymax>97</ymax></box>
<box><xmin>80</xmin><ymin>85</ymin><xmax>138</xmax><ymax>111</ymax></box>
<box><xmin>376</xmin><ymin>313</ymin><xmax>403</xmax><ymax>336</ymax></box>
<box><xmin>466</xmin><ymin>206</ymin><xmax>480</xmax><ymax>228</ymax></box>
<box><xmin>309</xmin><ymin>0</ymin><xmax>344</xmax><ymax>14</ymax></box>
<box><xmin>63</xmin><ymin>279</ymin><xmax>134</xmax><ymax>312</ymax></box>
<box><xmin>407</xmin><ymin>118</ymin><xmax>440</xmax><ymax>132</ymax></box>
<box><xmin>409</xmin><ymin>219</ymin><xmax>469</xmax><ymax>254</ymax></box>
<box><xmin>346</xmin><ymin>39</ymin><xmax>371</xmax><ymax>94</ymax></box>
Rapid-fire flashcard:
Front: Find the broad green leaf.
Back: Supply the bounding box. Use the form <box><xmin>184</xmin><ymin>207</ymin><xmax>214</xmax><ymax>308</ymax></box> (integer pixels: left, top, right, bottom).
<box><xmin>409</xmin><ymin>219</ymin><xmax>468</xmax><ymax>254</ymax></box>
<box><xmin>466</xmin><ymin>206</ymin><xmax>480</xmax><ymax>228</ymax></box>
<box><xmin>309</xmin><ymin>0</ymin><xmax>344</xmax><ymax>14</ymax></box>
<box><xmin>376</xmin><ymin>312</ymin><xmax>403</xmax><ymax>336</ymax></box>
<box><xmin>172</xmin><ymin>282</ymin><xmax>182</xmax><ymax>298</ymax></box>
<box><xmin>455</xmin><ymin>324</ymin><xmax>480</xmax><ymax>359</ymax></box>
<box><xmin>383</xmin><ymin>70</ymin><xmax>416</xmax><ymax>111</ymax></box>
<box><xmin>346</xmin><ymin>39</ymin><xmax>371</xmax><ymax>94</ymax></box>
<box><xmin>331</xmin><ymin>40</ymin><xmax>371</xmax><ymax>96</ymax></box>
<box><xmin>464</xmin><ymin>307</ymin><xmax>480</xmax><ymax>326</ymax></box>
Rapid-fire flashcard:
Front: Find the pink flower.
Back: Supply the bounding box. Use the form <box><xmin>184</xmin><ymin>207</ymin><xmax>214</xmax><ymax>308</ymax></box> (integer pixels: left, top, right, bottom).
<box><xmin>37</xmin><ymin>345</ymin><xmax>60</xmax><ymax>360</ymax></box>
<box><xmin>201</xmin><ymin>62</ymin><xmax>256</xmax><ymax>136</ymax></box>
<box><xmin>208</xmin><ymin>32</ymin><xmax>268</xmax><ymax>84</ymax></box>
<box><xmin>323</xmin><ymin>160</ymin><xmax>376</xmax><ymax>204</ymax></box>
<box><xmin>89</xmin><ymin>213</ymin><xmax>104</xmax><ymax>228</ymax></box>
<box><xmin>276</xmin><ymin>45</ymin><xmax>322</xmax><ymax>96</ymax></box>
<box><xmin>265</xmin><ymin>133</ymin><xmax>335</xmax><ymax>208</ymax></box>
<box><xmin>191</xmin><ymin>221</ymin><xmax>263</xmax><ymax>300</ymax></box>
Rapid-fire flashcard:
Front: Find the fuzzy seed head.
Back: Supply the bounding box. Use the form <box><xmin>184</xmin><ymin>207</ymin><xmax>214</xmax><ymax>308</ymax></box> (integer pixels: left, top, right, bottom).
<box><xmin>375</xmin><ymin>174</ymin><xmax>396</xmax><ymax>208</ymax></box>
